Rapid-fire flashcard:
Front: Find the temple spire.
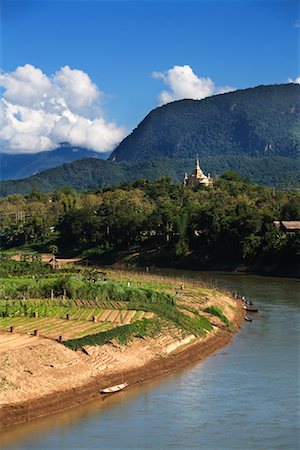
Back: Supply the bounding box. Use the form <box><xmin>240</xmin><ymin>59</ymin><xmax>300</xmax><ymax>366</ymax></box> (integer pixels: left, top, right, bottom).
<box><xmin>193</xmin><ymin>154</ymin><xmax>204</xmax><ymax>178</ymax></box>
<box><xmin>183</xmin><ymin>152</ymin><xmax>213</xmax><ymax>186</ymax></box>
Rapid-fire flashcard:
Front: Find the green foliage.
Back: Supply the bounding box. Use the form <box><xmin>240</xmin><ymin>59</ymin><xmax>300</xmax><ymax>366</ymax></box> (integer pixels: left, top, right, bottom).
<box><xmin>0</xmin><ymin>300</ymin><xmax>69</xmax><ymax>318</ymax></box>
<box><xmin>111</xmin><ymin>84</ymin><xmax>300</xmax><ymax>162</ymax></box>
<box><xmin>280</xmin><ymin>198</ymin><xmax>300</xmax><ymax>220</ymax></box>
<box><xmin>1</xmin><ymin>174</ymin><xmax>299</xmax><ymax>272</ymax></box>
<box><xmin>127</xmin><ymin>295</ymin><xmax>212</xmax><ymax>336</ymax></box>
<box><xmin>0</xmin><ymin>155</ymin><xmax>299</xmax><ymax>197</ymax></box>
<box><xmin>0</xmin><ymin>268</ymin><xmax>212</xmax><ymax>339</ymax></box>
<box><xmin>204</xmin><ymin>306</ymin><xmax>231</xmax><ymax>326</ymax></box>
<box><xmin>175</xmin><ymin>212</ymin><xmax>189</xmax><ymax>256</ymax></box>
<box><xmin>220</xmin><ymin>171</ymin><xmax>250</xmax><ymax>183</ymax></box>
<box><xmin>64</xmin><ymin>318</ymin><xmax>162</xmax><ymax>349</ymax></box>
<box><xmin>0</xmin><ymin>256</ymin><xmax>53</xmax><ymax>277</ymax></box>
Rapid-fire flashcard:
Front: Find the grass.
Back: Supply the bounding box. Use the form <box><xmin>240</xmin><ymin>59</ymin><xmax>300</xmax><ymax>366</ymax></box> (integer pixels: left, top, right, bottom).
<box><xmin>204</xmin><ymin>306</ymin><xmax>232</xmax><ymax>327</ymax></box>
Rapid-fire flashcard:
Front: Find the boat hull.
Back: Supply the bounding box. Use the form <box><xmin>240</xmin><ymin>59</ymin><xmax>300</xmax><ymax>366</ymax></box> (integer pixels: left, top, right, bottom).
<box><xmin>101</xmin><ymin>383</ymin><xmax>128</xmax><ymax>394</ymax></box>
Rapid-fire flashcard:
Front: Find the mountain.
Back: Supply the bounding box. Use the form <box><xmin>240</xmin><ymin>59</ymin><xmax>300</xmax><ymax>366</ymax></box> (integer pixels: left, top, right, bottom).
<box><xmin>1</xmin><ymin>155</ymin><xmax>299</xmax><ymax>197</ymax></box>
<box><xmin>1</xmin><ymin>84</ymin><xmax>300</xmax><ymax>195</ymax></box>
<box><xmin>110</xmin><ymin>84</ymin><xmax>300</xmax><ymax>162</ymax></box>
<box><xmin>0</xmin><ymin>157</ymin><xmax>183</xmax><ymax>196</ymax></box>
<box><xmin>0</xmin><ymin>143</ymin><xmax>110</xmax><ymax>180</ymax></box>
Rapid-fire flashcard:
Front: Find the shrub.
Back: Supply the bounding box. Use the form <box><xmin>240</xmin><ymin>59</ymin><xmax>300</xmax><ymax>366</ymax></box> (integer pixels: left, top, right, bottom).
<box><xmin>64</xmin><ymin>318</ymin><xmax>162</xmax><ymax>350</ymax></box>
<box><xmin>204</xmin><ymin>305</ymin><xmax>231</xmax><ymax>326</ymax></box>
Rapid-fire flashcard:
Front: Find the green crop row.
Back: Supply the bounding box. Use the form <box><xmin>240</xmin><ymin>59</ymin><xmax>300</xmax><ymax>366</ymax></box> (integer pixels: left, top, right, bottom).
<box><xmin>0</xmin><ymin>301</ymin><xmax>70</xmax><ymax>318</ymax></box>
<box><xmin>0</xmin><ymin>275</ymin><xmax>214</xmax><ymax>340</ymax></box>
<box><xmin>0</xmin><ymin>276</ymin><xmax>176</xmax><ymax>308</ymax></box>
<box><xmin>127</xmin><ymin>299</ymin><xmax>212</xmax><ymax>337</ymax></box>
<box><xmin>64</xmin><ymin>318</ymin><xmax>162</xmax><ymax>349</ymax></box>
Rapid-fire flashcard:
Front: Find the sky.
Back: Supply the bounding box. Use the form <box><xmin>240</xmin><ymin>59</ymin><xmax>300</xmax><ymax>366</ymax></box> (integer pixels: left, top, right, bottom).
<box><xmin>0</xmin><ymin>0</ymin><xmax>299</xmax><ymax>154</ymax></box>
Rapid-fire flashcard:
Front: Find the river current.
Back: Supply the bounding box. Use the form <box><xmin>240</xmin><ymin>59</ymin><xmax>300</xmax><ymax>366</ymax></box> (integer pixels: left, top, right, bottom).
<box><xmin>1</xmin><ymin>272</ymin><xmax>299</xmax><ymax>450</ymax></box>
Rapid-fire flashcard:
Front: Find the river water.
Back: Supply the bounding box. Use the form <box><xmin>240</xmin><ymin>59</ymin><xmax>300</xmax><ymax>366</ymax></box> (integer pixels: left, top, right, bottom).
<box><xmin>1</xmin><ymin>272</ymin><xmax>299</xmax><ymax>450</ymax></box>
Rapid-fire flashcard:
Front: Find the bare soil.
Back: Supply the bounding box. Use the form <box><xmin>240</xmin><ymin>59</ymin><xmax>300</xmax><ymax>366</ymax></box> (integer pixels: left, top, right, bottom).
<box><xmin>0</xmin><ymin>296</ymin><xmax>244</xmax><ymax>430</ymax></box>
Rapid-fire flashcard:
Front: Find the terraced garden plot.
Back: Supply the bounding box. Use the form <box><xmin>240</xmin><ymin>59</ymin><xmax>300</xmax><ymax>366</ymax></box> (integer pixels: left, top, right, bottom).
<box><xmin>122</xmin><ymin>310</ymin><xmax>139</xmax><ymax>324</ymax></box>
<box><xmin>0</xmin><ymin>309</ymin><xmax>155</xmax><ymax>341</ymax></box>
<box><xmin>0</xmin><ymin>317</ymin><xmax>114</xmax><ymax>340</ymax></box>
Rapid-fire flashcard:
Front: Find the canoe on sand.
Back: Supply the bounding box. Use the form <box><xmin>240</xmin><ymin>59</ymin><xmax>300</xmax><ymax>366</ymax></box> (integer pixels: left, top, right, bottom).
<box><xmin>101</xmin><ymin>382</ymin><xmax>128</xmax><ymax>394</ymax></box>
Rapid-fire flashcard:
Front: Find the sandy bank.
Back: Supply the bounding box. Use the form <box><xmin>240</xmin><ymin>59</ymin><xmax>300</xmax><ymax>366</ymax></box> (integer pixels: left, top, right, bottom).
<box><xmin>0</xmin><ymin>294</ymin><xmax>244</xmax><ymax>429</ymax></box>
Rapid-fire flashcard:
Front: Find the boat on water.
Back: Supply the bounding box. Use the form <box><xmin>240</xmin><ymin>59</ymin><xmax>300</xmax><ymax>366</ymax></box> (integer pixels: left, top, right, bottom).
<box><xmin>101</xmin><ymin>382</ymin><xmax>128</xmax><ymax>394</ymax></box>
<box><xmin>244</xmin><ymin>316</ymin><xmax>253</xmax><ymax>322</ymax></box>
<box><xmin>243</xmin><ymin>305</ymin><xmax>258</xmax><ymax>312</ymax></box>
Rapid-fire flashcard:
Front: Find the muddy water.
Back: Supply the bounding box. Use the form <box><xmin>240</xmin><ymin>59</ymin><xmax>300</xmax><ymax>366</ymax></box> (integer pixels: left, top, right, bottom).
<box><xmin>1</xmin><ymin>273</ymin><xmax>299</xmax><ymax>450</ymax></box>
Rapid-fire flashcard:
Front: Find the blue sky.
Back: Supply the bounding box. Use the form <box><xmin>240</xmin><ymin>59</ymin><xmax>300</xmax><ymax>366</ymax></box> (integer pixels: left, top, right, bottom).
<box><xmin>1</xmin><ymin>0</ymin><xmax>299</xmax><ymax>153</ymax></box>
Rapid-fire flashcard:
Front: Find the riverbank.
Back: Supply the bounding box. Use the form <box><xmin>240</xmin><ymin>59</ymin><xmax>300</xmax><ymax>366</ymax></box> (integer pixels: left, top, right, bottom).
<box><xmin>0</xmin><ymin>273</ymin><xmax>244</xmax><ymax>429</ymax></box>
<box><xmin>82</xmin><ymin>246</ymin><xmax>300</xmax><ymax>279</ymax></box>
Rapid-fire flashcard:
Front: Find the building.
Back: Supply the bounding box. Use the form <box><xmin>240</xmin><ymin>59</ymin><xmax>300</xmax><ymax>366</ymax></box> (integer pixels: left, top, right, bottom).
<box><xmin>274</xmin><ymin>221</ymin><xmax>300</xmax><ymax>234</ymax></box>
<box><xmin>183</xmin><ymin>156</ymin><xmax>213</xmax><ymax>186</ymax></box>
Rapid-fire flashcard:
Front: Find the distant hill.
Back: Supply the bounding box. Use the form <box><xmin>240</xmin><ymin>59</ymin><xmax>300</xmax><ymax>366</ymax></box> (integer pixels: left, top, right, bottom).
<box><xmin>110</xmin><ymin>84</ymin><xmax>300</xmax><ymax>162</ymax></box>
<box><xmin>1</xmin><ymin>84</ymin><xmax>300</xmax><ymax>195</ymax></box>
<box><xmin>1</xmin><ymin>155</ymin><xmax>299</xmax><ymax>197</ymax></box>
<box><xmin>0</xmin><ymin>143</ymin><xmax>110</xmax><ymax>180</ymax></box>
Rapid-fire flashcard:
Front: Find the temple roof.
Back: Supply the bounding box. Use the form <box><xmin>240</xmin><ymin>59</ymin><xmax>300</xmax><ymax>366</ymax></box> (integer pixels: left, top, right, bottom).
<box><xmin>191</xmin><ymin>156</ymin><xmax>207</xmax><ymax>180</ymax></box>
<box><xmin>183</xmin><ymin>154</ymin><xmax>212</xmax><ymax>186</ymax></box>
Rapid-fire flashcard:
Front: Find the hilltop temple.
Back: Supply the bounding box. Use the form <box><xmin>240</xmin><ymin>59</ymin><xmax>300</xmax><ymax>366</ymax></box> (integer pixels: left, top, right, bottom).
<box><xmin>183</xmin><ymin>156</ymin><xmax>213</xmax><ymax>186</ymax></box>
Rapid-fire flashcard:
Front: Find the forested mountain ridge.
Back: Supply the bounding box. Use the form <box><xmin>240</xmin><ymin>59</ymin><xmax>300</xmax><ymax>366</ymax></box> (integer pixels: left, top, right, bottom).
<box><xmin>1</xmin><ymin>84</ymin><xmax>299</xmax><ymax>195</ymax></box>
<box><xmin>0</xmin><ymin>155</ymin><xmax>299</xmax><ymax>197</ymax></box>
<box><xmin>0</xmin><ymin>143</ymin><xmax>109</xmax><ymax>180</ymax></box>
<box><xmin>110</xmin><ymin>84</ymin><xmax>300</xmax><ymax>162</ymax></box>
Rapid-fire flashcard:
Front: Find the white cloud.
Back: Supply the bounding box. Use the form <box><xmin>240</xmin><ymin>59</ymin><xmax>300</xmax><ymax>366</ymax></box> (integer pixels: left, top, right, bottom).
<box><xmin>0</xmin><ymin>64</ymin><xmax>52</xmax><ymax>109</ymax></box>
<box><xmin>0</xmin><ymin>64</ymin><xmax>126</xmax><ymax>153</ymax></box>
<box><xmin>288</xmin><ymin>76</ymin><xmax>300</xmax><ymax>84</ymax></box>
<box><xmin>52</xmin><ymin>65</ymin><xmax>100</xmax><ymax>115</ymax></box>
<box><xmin>153</xmin><ymin>65</ymin><xmax>235</xmax><ymax>106</ymax></box>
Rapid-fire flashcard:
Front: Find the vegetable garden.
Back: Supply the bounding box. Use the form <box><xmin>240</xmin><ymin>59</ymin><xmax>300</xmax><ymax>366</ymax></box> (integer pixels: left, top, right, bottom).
<box><xmin>0</xmin><ymin>259</ymin><xmax>233</xmax><ymax>351</ymax></box>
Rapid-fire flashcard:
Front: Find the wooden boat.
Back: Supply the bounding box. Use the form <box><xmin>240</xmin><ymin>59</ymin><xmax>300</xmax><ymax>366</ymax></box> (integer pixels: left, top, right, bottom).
<box><xmin>243</xmin><ymin>305</ymin><xmax>258</xmax><ymax>312</ymax></box>
<box><xmin>101</xmin><ymin>382</ymin><xmax>128</xmax><ymax>394</ymax></box>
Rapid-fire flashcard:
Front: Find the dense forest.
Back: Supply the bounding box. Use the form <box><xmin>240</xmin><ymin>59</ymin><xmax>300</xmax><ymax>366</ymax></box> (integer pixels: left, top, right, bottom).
<box><xmin>1</xmin><ymin>155</ymin><xmax>299</xmax><ymax>197</ymax></box>
<box><xmin>110</xmin><ymin>84</ymin><xmax>300</xmax><ymax>162</ymax></box>
<box><xmin>1</xmin><ymin>174</ymin><xmax>299</xmax><ymax>276</ymax></box>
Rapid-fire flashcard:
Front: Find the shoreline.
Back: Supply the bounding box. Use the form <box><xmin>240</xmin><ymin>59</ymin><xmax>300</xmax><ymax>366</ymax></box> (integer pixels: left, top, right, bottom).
<box><xmin>0</xmin><ymin>302</ymin><xmax>244</xmax><ymax>430</ymax></box>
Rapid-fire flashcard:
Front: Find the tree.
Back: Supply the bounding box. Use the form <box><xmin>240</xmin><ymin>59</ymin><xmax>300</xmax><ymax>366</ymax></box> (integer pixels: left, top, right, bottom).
<box><xmin>175</xmin><ymin>212</ymin><xmax>189</xmax><ymax>256</ymax></box>
<box><xmin>97</xmin><ymin>189</ymin><xmax>154</xmax><ymax>246</ymax></box>
<box><xmin>281</xmin><ymin>198</ymin><xmax>300</xmax><ymax>220</ymax></box>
